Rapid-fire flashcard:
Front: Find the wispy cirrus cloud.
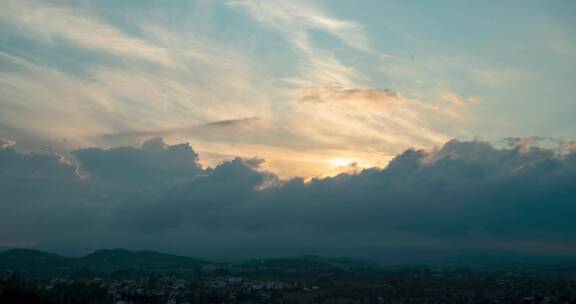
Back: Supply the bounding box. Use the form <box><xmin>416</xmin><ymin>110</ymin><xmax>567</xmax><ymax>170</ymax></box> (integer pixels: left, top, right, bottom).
<box><xmin>227</xmin><ymin>0</ymin><xmax>475</xmax><ymax>167</ymax></box>
<box><xmin>298</xmin><ymin>86</ymin><xmax>399</xmax><ymax>108</ymax></box>
<box><xmin>440</xmin><ymin>91</ymin><xmax>479</xmax><ymax>107</ymax></box>
<box><xmin>474</xmin><ymin>68</ymin><xmax>523</xmax><ymax>86</ymax></box>
<box><xmin>103</xmin><ymin>117</ymin><xmax>263</xmax><ymax>141</ymax></box>
<box><xmin>229</xmin><ymin>0</ymin><xmax>372</xmax><ymax>53</ymax></box>
<box><xmin>0</xmin><ymin>0</ymin><xmax>174</xmax><ymax>67</ymax></box>
<box><xmin>0</xmin><ymin>0</ymin><xmax>479</xmax><ymax>178</ymax></box>
<box><xmin>0</xmin><ymin>1</ymin><xmax>276</xmax><ymax>147</ymax></box>
<box><xmin>229</xmin><ymin>0</ymin><xmax>370</xmax><ymax>87</ymax></box>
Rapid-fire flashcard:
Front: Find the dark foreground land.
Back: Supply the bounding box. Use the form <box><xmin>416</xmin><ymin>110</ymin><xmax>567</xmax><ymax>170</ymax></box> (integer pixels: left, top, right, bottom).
<box><xmin>1</xmin><ymin>249</ymin><xmax>576</xmax><ymax>304</ymax></box>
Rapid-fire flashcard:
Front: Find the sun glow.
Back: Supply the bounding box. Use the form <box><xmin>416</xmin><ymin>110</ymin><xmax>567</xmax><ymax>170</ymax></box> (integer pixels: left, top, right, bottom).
<box><xmin>327</xmin><ymin>158</ymin><xmax>354</xmax><ymax>167</ymax></box>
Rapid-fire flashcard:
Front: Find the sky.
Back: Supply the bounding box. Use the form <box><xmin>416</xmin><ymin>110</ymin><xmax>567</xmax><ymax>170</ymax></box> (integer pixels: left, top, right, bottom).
<box><xmin>0</xmin><ymin>0</ymin><xmax>576</xmax><ymax>259</ymax></box>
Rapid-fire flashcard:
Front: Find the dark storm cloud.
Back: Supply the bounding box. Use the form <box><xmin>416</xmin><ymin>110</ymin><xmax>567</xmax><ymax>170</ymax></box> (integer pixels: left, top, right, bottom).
<box><xmin>1</xmin><ymin>137</ymin><xmax>576</xmax><ymax>258</ymax></box>
<box><xmin>94</xmin><ymin>140</ymin><xmax>575</xmax><ymax>257</ymax></box>
<box><xmin>73</xmin><ymin>137</ymin><xmax>206</xmax><ymax>189</ymax></box>
<box><xmin>111</xmin><ymin>139</ymin><xmax>576</xmax><ymax>255</ymax></box>
<box><xmin>0</xmin><ymin>142</ymin><xmax>78</xmax><ymax>180</ymax></box>
<box><xmin>114</xmin><ymin>157</ymin><xmax>277</xmax><ymax>232</ymax></box>
<box><xmin>0</xmin><ymin>141</ymin><xmax>105</xmax><ymax>247</ymax></box>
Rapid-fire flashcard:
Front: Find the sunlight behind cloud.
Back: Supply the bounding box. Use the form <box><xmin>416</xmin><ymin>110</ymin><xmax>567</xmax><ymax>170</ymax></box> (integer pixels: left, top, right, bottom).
<box><xmin>2</xmin><ymin>0</ymin><xmax>562</xmax><ymax>178</ymax></box>
<box><xmin>327</xmin><ymin>158</ymin><xmax>354</xmax><ymax>167</ymax></box>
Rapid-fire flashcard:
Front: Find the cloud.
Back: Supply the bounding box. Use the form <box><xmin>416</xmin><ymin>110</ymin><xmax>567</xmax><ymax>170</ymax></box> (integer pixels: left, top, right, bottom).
<box><xmin>112</xmin><ymin>138</ymin><xmax>576</xmax><ymax>256</ymax></box>
<box><xmin>230</xmin><ymin>0</ymin><xmax>370</xmax><ymax>87</ymax></box>
<box><xmin>0</xmin><ymin>241</ymin><xmax>37</xmax><ymax>248</ymax></box>
<box><xmin>0</xmin><ymin>143</ymin><xmax>79</xmax><ymax>181</ymax></box>
<box><xmin>201</xmin><ymin>117</ymin><xmax>262</xmax><ymax>129</ymax></box>
<box><xmin>102</xmin><ymin>117</ymin><xmax>263</xmax><ymax>141</ymax></box>
<box><xmin>229</xmin><ymin>0</ymin><xmax>372</xmax><ymax>53</ymax></box>
<box><xmin>0</xmin><ymin>0</ymin><xmax>278</xmax><ymax>150</ymax></box>
<box><xmin>298</xmin><ymin>86</ymin><xmax>399</xmax><ymax>109</ymax></box>
<box><xmin>562</xmin><ymin>141</ymin><xmax>576</xmax><ymax>155</ymax></box>
<box><xmin>114</xmin><ymin>157</ymin><xmax>277</xmax><ymax>232</ymax></box>
<box><xmin>0</xmin><ymin>0</ymin><xmax>174</xmax><ymax>66</ymax></box>
<box><xmin>0</xmin><ymin>138</ymin><xmax>15</xmax><ymax>149</ymax></box>
<box><xmin>474</xmin><ymin>68</ymin><xmax>522</xmax><ymax>86</ymax></box>
<box><xmin>440</xmin><ymin>91</ymin><xmax>479</xmax><ymax>107</ymax></box>
<box><xmin>2</xmin><ymin>137</ymin><xmax>575</xmax><ymax>258</ymax></box>
<box><xmin>0</xmin><ymin>141</ymin><xmax>103</xmax><ymax>246</ymax></box>
<box><xmin>0</xmin><ymin>0</ymin><xmax>474</xmax><ymax>179</ymax></box>
<box><xmin>290</xmin><ymin>84</ymin><xmax>463</xmax><ymax>156</ymax></box>
<box><xmin>73</xmin><ymin>137</ymin><xmax>205</xmax><ymax>189</ymax></box>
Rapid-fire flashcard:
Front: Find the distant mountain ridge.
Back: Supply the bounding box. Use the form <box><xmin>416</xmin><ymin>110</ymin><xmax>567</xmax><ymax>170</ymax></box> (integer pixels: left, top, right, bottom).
<box><xmin>0</xmin><ymin>248</ymin><xmax>209</xmax><ymax>271</ymax></box>
<box><xmin>241</xmin><ymin>255</ymin><xmax>375</xmax><ymax>270</ymax></box>
<box><xmin>0</xmin><ymin>249</ymin><xmax>377</xmax><ymax>273</ymax></box>
<box><xmin>0</xmin><ymin>249</ymin><xmax>72</xmax><ymax>270</ymax></box>
<box><xmin>2</xmin><ymin>249</ymin><xmax>575</xmax><ymax>274</ymax></box>
<box><xmin>78</xmin><ymin>248</ymin><xmax>208</xmax><ymax>269</ymax></box>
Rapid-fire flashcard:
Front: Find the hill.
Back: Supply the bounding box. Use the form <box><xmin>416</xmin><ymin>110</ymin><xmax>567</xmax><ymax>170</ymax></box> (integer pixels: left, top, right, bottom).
<box><xmin>0</xmin><ymin>249</ymin><xmax>72</xmax><ymax>270</ymax></box>
<box><xmin>0</xmin><ymin>248</ymin><xmax>209</xmax><ymax>272</ymax></box>
<box><xmin>242</xmin><ymin>257</ymin><xmax>338</xmax><ymax>270</ymax></box>
<box><xmin>77</xmin><ymin>249</ymin><xmax>208</xmax><ymax>270</ymax></box>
